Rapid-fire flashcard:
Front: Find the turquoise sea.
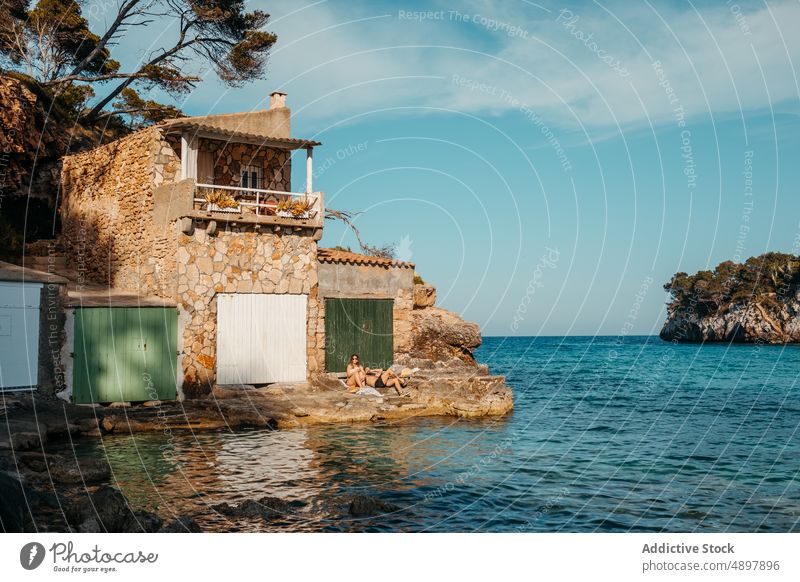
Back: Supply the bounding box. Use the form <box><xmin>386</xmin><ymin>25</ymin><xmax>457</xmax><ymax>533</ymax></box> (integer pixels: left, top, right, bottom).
<box><xmin>50</xmin><ymin>336</ymin><xmax>800</xmax><ymax>532</ymax></box>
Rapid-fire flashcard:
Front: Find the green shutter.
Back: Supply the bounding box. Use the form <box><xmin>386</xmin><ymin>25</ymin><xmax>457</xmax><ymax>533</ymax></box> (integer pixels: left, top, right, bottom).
<box><xmin>325</xmin><ymin>298</ymin><xmax>393</xmax><ymax>372</ymax></box>
<box><xmin>73</xmin><ymin>307</ymin><xmax>177</xmax><ymax>404</ymax></box>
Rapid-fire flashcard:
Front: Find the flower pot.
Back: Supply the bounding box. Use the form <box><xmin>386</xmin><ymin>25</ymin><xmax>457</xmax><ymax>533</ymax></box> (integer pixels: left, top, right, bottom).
<box><xmin>207</xmin><ymin>203</ymin><xmax>242</xmax><ymax>214</ymax></box>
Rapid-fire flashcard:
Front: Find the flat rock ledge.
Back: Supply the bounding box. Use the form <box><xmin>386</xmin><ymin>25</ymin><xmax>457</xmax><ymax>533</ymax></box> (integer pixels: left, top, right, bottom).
<box><xmin>0</xmin><ymin>362</ymin><xmax>512</xmax><ymax>443</ymax></box>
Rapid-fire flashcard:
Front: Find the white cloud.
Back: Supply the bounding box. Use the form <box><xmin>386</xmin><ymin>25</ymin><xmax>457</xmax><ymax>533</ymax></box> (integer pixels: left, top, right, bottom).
<box><xmin>183</xmin><ymin>0</ymin><xmax>800</xmax><ymax>132</ymax></box>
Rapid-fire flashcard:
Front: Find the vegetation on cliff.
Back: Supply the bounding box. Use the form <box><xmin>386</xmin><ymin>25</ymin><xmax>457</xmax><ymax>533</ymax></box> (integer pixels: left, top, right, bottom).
<box><xmin>664</xmin><ymin>252</ymin><xmax>800</xmax><ymax>317</ymax></box>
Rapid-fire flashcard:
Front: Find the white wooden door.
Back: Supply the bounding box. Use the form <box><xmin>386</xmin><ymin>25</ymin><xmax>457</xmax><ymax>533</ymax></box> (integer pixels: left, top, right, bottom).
<box><xmin>0</xmin><ymin>282</ymin><xmax>42</xmax><ymax>390</ymax></box>
<box><xmin>216</xmin><ymin>293</ymin><xmax>307</xmax><ymax>384</ymax></box>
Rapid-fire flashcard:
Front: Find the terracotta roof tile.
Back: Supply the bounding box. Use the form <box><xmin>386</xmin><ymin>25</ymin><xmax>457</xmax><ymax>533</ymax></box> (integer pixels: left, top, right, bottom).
<box><xmin>317</xmin><ymin>248</ymin><xmax>415</xmax><ymax>269</ymax></box>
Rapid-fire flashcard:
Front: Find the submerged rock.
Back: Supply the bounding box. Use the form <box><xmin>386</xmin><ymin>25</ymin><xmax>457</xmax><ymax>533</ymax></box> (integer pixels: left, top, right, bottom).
<box><xmin>158</xmin><ymin>516</ymin><xmax>202</xmax><ymax>533</ymax></box>
<box><xmin>348</xmin><ymin>495</ymin><xmax>401</xmax><ymax>517</ymax></box>
<box><xmin>67</xmin><ymin>486</ymin><xmax>163</xmax><ymax>533</ymax></box>
<box><xmin>0</xmin><ymin>471</ymin><xmax>34</xmax><ymax>532</ymax></box>
<box><xmin>212</xmin><ymin>496</ymin><xmax>295</xmax><ymax>521</ymax></box>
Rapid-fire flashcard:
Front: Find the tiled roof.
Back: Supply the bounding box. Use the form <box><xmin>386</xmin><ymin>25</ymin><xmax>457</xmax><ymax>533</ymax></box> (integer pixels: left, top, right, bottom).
<box><xmin>159</xmin><ymin>119</ymin><xmax>321</xmax><ymax>149</ymax></box>
<box><xmin>317</xmin><ymin>248</ymin><xmax>415</xmax><ymax>269</ymax></box>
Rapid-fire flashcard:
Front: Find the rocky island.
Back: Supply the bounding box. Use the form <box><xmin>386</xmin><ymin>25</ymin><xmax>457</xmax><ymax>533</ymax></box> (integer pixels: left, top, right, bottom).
<box><xmin>660</xmin><ymin>252</ymin><xmax>800</xmax><ymax>343</ymax></box>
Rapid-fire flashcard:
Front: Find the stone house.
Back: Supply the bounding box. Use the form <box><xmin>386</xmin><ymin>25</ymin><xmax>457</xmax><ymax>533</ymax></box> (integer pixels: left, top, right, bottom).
<box><xmin>59</xmin><ymin>92</ymin><xmax>326</xmax><ymax>399</ymax></box>
<box><xmin>57</xmin><ymin>92</ymin><xmax>424</xmax><ymax>402</ymax></box>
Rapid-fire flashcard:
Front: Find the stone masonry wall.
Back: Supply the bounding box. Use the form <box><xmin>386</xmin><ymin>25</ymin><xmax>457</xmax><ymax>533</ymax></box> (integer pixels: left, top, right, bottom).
<box><xmin>153</xmin><ymin>132</ymin><xmax>181</xmax><ymax>188</ymax></box>
<box><xmin>60</xmin><ymin>127</ymin><xmax>177</xmax><ymax>296</ymax></box>
<box><xmin>177</xmin><ymin>225</ymin><xmax>321</xmax><ymax>394</ymax></box>
<box><xmin>197</xmin><ymin>139</ymin><xmax>291</xmax><ymax>191</ymax></box>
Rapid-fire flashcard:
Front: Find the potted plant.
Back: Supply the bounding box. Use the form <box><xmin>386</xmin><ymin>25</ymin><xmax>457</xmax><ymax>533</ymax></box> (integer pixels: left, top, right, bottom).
<box><xmin>276</xmin><ymin>198</ymin><xmax>294</xmax><ymax>218</ymax></box>
<box><xmin>291</xmin><ymin>196</ymin><xmax>313</xmax><ymax>219</ymax></box>
<box><xmin>204</xmin><ymin>189</ymin><xmax>240</xmax><ymax>213</ymax></box>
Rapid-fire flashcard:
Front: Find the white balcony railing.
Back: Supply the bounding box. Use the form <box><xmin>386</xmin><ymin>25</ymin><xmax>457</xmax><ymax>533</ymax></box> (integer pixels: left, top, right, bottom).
<box><xmin>193</xmin><ymin>183</ymin><xmax>322</xmax><ymax>220</ymax></box>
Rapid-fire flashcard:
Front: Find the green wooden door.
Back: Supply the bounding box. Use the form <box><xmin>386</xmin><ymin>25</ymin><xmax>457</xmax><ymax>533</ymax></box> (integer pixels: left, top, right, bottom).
<box><xmin>73</xmin><ymin>307</ymin><xmax>177</xmax><ymax>404</ymax></box>
<box><xmin>325</xmin><ymin>298</ymin><xmax>393</xmax><ymax>372</ymax></box>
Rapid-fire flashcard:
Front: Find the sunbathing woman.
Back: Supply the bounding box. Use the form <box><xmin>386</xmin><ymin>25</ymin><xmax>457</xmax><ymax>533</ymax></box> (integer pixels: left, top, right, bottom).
<box><xmin>346</xmin><ymin>354</ymin><xmax>367</xmax><ymax>392</ymax></box>
<box><xmin>365</xmin><ymin>367</ymin><xmax>409</xmax><ymax>396</ymax></box>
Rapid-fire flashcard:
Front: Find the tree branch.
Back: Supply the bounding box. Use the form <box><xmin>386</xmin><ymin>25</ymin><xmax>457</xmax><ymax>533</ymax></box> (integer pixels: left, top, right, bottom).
<box><xmin>65</xmin><ymin>0</ymin><xmax>145</xmax><ymax>79</ymax></box>
<box><xmin>95</xmin><ymin>106</ymin><xmax>173</xmax><ymax>119</ymax></box>
<box><xmin>325</xmin><ymin>209</ymin><xmax>369</xmax><ymax>251</ymax></box>
<box><xmin>325</xmin><ymin>208</ymin><xmax>395</xmax><ymax>258</ymax></box>
<box><xmin>83</xmin><ymin>25</ymin><xmax>201</xmax><ymax>120</ymax></box>
<box><xmin>44</xmin><ymin>71</ymin><xmax>199</xmax><ymax>85</ymax></box>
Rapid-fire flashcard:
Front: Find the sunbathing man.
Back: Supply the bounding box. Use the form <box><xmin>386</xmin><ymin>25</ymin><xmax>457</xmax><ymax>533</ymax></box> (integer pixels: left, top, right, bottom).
<box><xmin>365</xmin><ymin>367</ymin><xmax>409</xmax><ymax>396</ymax></box>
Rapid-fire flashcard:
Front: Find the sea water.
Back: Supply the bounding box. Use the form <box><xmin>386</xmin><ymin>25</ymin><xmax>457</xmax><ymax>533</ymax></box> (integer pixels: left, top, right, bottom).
<box><xmin>50</xmin><ymin>336</ymin><xmax>800</xmax><ymax>532</ymax></box>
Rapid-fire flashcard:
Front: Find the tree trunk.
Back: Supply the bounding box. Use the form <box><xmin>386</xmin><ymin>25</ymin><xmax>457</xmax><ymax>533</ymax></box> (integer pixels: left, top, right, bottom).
<box><xmin>84</xmin><ymin>77</ymin><xmax>136</xmax><ymax>121</ymax></box>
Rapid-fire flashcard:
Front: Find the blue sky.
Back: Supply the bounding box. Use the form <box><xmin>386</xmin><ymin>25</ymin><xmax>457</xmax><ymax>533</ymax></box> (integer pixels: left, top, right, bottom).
<box><xmin>92</xmin><ymin>0</ymin><xmax>800</xmax><ymax>336</ymax></box>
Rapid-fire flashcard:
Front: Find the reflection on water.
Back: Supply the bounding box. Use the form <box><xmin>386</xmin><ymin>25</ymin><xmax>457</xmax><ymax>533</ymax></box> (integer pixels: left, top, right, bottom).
<box><xmin>49</xmin><ymin>337</ymin><xmax>800</xmax><ymax>532</ymax></box>
<box><xmin>51</xmin><ymin>417</ymin><xmax>520</xmax><ymax>532</ymax></box>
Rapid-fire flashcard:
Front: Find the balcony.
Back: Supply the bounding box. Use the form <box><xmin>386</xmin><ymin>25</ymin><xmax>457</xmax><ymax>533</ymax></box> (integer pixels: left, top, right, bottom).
<box><xmin>191</xmin><ymin>183</ymin><xmax>324</xmax><ymax>228</ymax></box>
<box><xmin>155</xmin><ymin>118</ymin><xmax>325</xmax><ymax>230</ymax></box>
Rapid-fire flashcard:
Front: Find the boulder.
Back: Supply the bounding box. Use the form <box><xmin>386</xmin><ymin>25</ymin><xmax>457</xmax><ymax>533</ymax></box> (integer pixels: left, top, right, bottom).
<box><xmin>44</xmin><ymin>455</ymin><xmax>112</xmax><ymax>484</ymax></box>
<box><xmin>408</xmin><ymin>306</ymin><xmax>482</xmax><ymax>364</ymax></box>
<box><xmin>0</xmin><ymin>468</ymin><xmax>62</xmax><ymax>532</ymax></box>
<box><xmin>413</xmin><ymin>284</ymin><xmax>437</xmax><ymax>308</ymax></box>
<box><xmin>0</xmin><ymin>431</ymin><xmax>43</xmax><ymax>451</ymax></box>
<box><xmin>0</xmin><ymin>471</ymin><xmax>33</xmax><ymax>532</ymax></box>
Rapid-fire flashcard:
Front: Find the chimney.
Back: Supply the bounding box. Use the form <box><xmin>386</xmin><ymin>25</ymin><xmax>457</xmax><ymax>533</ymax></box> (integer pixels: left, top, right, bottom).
<box><xmin>270</xmin><ymin>91</ymin><xmax>287</xmax><ymax>109</ymax></box>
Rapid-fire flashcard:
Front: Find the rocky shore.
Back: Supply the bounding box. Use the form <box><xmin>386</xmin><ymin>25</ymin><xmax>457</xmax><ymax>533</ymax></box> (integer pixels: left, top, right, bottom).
<box><xmin>0</xmin><ymin>354</ymin><xmax>511</xmax><ymax>532</ymax></box>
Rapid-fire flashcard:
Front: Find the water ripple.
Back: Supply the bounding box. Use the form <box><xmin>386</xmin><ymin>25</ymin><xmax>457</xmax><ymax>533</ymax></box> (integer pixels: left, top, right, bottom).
<box><xmin>47</xmin><ymin>336</ymin><xmax>800</xmax><ymax>532</ymax></box>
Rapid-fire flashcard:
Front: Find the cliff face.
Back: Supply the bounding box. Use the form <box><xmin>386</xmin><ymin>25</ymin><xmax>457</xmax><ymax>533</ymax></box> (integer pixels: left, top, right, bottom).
<box><xmin>0</xmin><ymin>76</ymin><xmax>68</xmax><ymax>201</ymax></box>
<box><xmin>0</xmin><ymin>75</ymin><xmax>126</xmax><ymax>251</ymax></box>
<box><xmin>660</xmin><ymin>294</ymin><xmax>800</xmax><ymax>343</ymax></box>
<box><xmin>660</xmin><ymin>253</ymin><xmax>800</xmax><ymax>344</ymax></box>
<box><xmin>0</xmin><ymin>76</ymin><xmax>75</xmax><ymax>251</ymax></box>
